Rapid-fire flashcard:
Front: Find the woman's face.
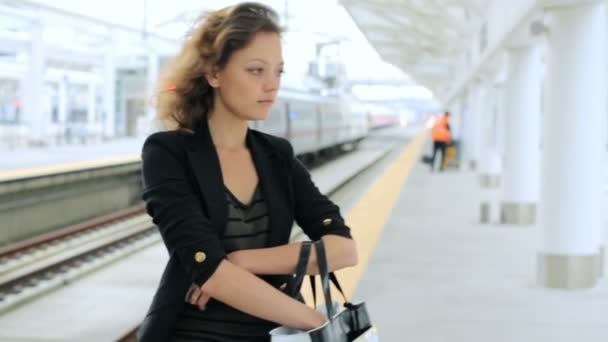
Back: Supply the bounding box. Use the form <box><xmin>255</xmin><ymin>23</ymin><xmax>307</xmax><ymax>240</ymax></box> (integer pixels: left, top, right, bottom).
<box><xmin>211</xmin><ymin>31</ymin><xmax>283</xmax><ymax>121</ymax></box>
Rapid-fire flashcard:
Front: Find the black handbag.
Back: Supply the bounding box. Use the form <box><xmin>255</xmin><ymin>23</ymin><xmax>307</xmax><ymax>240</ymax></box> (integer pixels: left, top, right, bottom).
<box><xmin>270</xmin><ymin>240</ymin><xmax>377</xmax><ymax>341</ymax></box>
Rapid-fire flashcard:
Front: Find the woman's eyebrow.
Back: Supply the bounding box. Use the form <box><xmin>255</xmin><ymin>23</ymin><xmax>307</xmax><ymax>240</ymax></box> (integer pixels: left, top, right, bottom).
<box><xmin>247</xmin><ymin>58</ymin><xmax>285</xmax><ymax>65</ymax></box>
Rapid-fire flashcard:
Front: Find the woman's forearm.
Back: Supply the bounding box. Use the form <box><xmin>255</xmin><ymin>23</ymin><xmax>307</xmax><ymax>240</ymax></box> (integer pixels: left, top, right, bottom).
<box><xmin>201</xmin><ymin>260</ymin><xmax>326</xmax><ymax>330</ymax></box>
<box><xmin>231</xmin><ymin>235</ymin><xmax>358</xmax><ymax>275</ymax></box>
<box><xmin>318</xmin><ymin>235</ymin><xmax>358</xmax><ymax>272</ymax></box>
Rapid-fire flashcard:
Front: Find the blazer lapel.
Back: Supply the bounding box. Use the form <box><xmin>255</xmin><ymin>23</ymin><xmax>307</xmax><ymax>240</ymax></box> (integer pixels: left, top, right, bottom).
<box><xmin>185</xmin><ymin>122</ymin><xmax>292</xmax><ymax>247</ymax></box>
<box><xmin>186</xmin><ymin>123</ymin><xmax>227</xmax><ymax>236</ymax></box>
<box><xmin>247</xmin><ymin>130</ymin><xmax>291</xmax><ymax>247</ymax></box>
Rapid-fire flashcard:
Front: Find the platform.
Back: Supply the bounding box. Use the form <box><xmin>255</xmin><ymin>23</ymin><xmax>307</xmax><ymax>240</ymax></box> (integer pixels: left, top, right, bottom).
<box><xmin>353</xmin><ymin>143</ymin><xmax>608</xmax><ymax>341</ymax></box>
<box><xmin>0</xmin><ymin>129</ymin><xmax>403</xmax><ymax>342</ymax></box>
<box><xmin>0</xmin><ymin>137</ymin><xmax>145</xmax><ymax>174</ymax></box>
<box><xmin>1</xmin><ymin>129</ymin><xmax>606</xmax><ymax>341</ymax></box>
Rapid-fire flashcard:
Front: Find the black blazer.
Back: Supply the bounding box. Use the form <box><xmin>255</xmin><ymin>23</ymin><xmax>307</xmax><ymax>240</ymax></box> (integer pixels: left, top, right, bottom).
<box><xmin>137</xmin><ymin>122</ymin><xmax>352</xmax><ymax>341</ymax></box>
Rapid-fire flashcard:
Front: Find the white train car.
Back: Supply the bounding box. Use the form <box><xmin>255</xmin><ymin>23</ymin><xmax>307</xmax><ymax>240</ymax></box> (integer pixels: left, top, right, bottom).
<box><xmin>253</xmin><ymin>88</ymin><xmax>368</xmax><ymax>161</ymax></box>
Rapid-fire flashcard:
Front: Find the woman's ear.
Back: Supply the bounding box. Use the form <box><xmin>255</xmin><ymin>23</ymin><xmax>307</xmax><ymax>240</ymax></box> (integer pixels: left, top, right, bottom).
<box><xmin>206</xmin><ymin>67</ymin><xmax>220</xmax><ymax>88</ymax></box>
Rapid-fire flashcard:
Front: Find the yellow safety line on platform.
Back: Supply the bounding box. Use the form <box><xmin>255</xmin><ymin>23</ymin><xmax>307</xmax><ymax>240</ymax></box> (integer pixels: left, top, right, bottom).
<box><xmin>301</xmin><ymin>129</ymin><xmax>428</xmax><ymax>306</ymax></box>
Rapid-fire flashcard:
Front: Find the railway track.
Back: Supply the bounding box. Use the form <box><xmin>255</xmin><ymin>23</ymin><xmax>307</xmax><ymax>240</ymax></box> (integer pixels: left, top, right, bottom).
<box><xmin>0</xmin><ymin>205</ymin><xmax>160</xmax><ymax>314</ymax></box>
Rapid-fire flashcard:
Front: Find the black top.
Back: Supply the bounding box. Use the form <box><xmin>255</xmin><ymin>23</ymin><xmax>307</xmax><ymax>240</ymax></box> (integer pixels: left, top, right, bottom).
<box><xmin>137</xmin><ymin>122</ymin><xmax>352</xmax><ymax>342</ymax></box>
<box><xmin>223</xmin><ymin>184</ymin><xmax>270</xmax><ymax>253</ymax></box>
<box><xmin>172</xmin><ymin>185</ymin><xmax>276</xmax><ymax>341</ymax></box>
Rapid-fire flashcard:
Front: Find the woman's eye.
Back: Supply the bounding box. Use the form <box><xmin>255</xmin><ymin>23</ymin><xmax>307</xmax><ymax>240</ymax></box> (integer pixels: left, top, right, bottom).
<box><xmin>249</xmin><ymin>68</ymin><xmax>264</xmax><ymax>75</ymax></box>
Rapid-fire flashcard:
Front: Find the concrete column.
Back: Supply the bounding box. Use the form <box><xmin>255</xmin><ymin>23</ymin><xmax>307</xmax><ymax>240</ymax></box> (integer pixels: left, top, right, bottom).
<box><xmin>458</xmin><ymin>91</ymin><xmax>472</xmax><ymax>171</ymax></box>
<box><xmin>58</xmin><ymin>75</ymin><xmax>68</xmax><ymax>124</ymax></box>
<box><xmin>57</xmin><ymin>75</ymin><xmax>68</xmax><ymax>144</ymax></box>
<box><xmin>147</xmin><ymin>52</ymin><xmax>159</xmax><ymax>118</ymax></box>
<box><xmin>87</xmin><ymin>81</ymin><xmax>97</xmax><ymax>142</ymax></box>
<box><xmin>539</xmin><ymin>2</ymin><xmax>606</xmax><ymax>288</ymax></box>
<box><xmin>103</xmin><ymin>50</ymin><xmax>116</xmax><ymax>139</ymax></box>
<box><xmin>23</xmin><ymin>21</ymin><xmax>46</xmax><ymax>145</ymax></box>
<box><xmin>467</xmin><ymin>84</ymin><xmax>484</xmax><ymax>171</ymax></box>
<box><xmin>478</xmin><ymin>81</ymin><xmax>503</xmax><ymax>224</ymax></box>
<box><xmin>449</xmin><ymin>96</ymin><xmax>462</xmax><ymax>141</ymax></box>
<box><xmin>479</xmin><ymin>84</ymin><xmax>503</xmax><ymax>184</ymax></box>
<box><xmin>145</xmin><ymin>52</ymin><xmax>160</xmax><ymax>134</ymax></box>
<box><xmin>452</xmin><ymin>96</ymin><xmax>465</xmax><ymax>169</ymax></box>
<box><xmin>501</xmin><ymin>46</ymin><xmax>541</xmax><ymax>225</ymax></box>
<box><xmin>87</xmin><ymin>81</ymin><xmax>96</xmax><ymax>123</ymax></box>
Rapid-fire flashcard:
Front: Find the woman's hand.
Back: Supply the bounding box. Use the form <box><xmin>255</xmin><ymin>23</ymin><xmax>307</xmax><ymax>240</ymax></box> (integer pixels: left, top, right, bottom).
<box><xmin>184</xmin><ymin>252</ymin><xmax>250</xmax><ymax>311</ymax></box>
<box><xmin>185</xmin><ymin>283</ymin><xmax>211</xmax><ymax>310</ymax></box>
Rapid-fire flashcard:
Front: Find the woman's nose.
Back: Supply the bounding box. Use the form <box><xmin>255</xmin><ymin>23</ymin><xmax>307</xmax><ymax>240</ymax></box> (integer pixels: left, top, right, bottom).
<box><xmin>263</xmin><ymin>73</ymin><xmax>280</xmax><ymax>92</ymax></box>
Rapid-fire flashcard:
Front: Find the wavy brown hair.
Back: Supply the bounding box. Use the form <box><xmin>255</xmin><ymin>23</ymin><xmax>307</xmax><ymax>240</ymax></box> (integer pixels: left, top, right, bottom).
<box><xmin>155</xmin><ymin>2</ymin><xmax>282</xmax><ymax>131</ymax></box>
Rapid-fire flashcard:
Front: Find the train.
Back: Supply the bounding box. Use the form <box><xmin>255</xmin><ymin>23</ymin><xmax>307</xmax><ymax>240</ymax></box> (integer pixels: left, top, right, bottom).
<box><xmin>253</xmin><ymin>88</ymin><xmax>369</xmax><ymax>163</ymax></box>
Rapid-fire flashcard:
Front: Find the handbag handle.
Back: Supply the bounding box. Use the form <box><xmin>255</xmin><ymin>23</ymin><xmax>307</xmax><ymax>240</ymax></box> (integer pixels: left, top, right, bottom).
<box><xmin>312</xmin><ymin>239</ymin><xmax>335</xmax><ymax>318</ymax></box>
<box><xmin>310</xmin><ymin>272</ymin><xmax>349</xmax><ymax>308</ymax></box>
<box><xmin>288</xmin><ymin>241</ymin><xmax>312</xmax><ymax>298</ymax></box>
<box><xmin>288</xmin><ymin>240</ymin><xmax>349</xmax><ymax>315</ymax></box>
<box><xmin>309</xmin><ymin>240</ymin><xmax>349</xmax><ymax>307</ymax></box>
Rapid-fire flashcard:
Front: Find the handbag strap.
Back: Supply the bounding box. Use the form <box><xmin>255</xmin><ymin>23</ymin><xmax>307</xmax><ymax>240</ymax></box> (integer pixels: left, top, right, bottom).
<box><xmin>310</xmin><ymin>272</ymin><xmax>349</xmax><ymax>308</ymax></box>
<box><xmin>313</xmin><ymin>239</ymin><xmax>335</xmax><ymax>318</ymax></box>
<box><xmin>289</xmin><ymin>241</ymin><xmax>312</xmax><ymax>298</ymax></box>
<box><xmin>329</xmin><ymin>272</ymin><xmax>348</xmax><ymax>303</ymax></box>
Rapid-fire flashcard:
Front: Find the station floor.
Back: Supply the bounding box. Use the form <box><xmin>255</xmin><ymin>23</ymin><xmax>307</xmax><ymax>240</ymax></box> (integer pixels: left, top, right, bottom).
<box><xmin>1</xmin><ymin>127</ymin><xmax>607</xmax><ymax>341</ymax></box>
<box><xmin>350</xmin><ymin>137</ymin><xmax>608</xmax><ymax>341</ymax></box>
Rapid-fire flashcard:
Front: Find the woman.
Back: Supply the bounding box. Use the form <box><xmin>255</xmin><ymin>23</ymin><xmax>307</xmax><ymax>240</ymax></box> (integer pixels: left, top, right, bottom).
<box><xmin>138</xmin><ymin>2</ymin><xmax>358</xmax><ymax>341</ymax></box>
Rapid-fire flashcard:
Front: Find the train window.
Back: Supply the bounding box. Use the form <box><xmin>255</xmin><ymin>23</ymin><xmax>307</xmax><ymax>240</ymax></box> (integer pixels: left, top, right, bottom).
<box><xmin>288</xmin><ymin>101</ymin><xmax>315</xmax><ymax>125</ymax></box>
<box><xmin>267</xmin><ymin>105</ymin><xmax>283</xmax><ymax>125</ymax></box>
<box><xmin>255</xmin><ymin>100</ymin><xmax>287</xmax><ymax>137</ymax></box>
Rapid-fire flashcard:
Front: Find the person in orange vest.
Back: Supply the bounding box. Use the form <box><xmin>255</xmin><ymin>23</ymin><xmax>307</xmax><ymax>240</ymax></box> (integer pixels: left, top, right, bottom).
<box><xmin>430</xmin><ymin>111</ymin><xmax>452</xmax><ymax>171</ymax></box>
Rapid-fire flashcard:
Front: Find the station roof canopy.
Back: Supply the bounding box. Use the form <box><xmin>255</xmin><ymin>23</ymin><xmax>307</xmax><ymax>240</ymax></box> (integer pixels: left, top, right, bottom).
<box><xmin>340</xmin><ymin>0</ymin><xmax>487</xmax><ymax>94</ymax></box>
